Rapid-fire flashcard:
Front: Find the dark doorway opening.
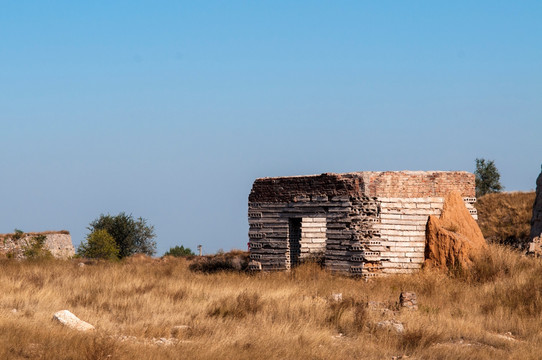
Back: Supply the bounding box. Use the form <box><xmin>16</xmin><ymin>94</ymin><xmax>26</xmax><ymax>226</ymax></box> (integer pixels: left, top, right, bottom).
<box><xmin>288</xmin><ymin>218</ymin><xmax>302</xmax><ymax>268</ymax></box>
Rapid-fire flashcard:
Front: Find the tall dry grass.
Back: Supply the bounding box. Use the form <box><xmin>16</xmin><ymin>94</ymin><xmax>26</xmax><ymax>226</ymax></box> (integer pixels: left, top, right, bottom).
<box><xmin>475</xmin><ymin>192</ymin><xmax>535</xmax><ymax>247</ymax></box>
<box><xmin>1</xmin><ymin>245</ymin><xmax>542</xmax><ymax>359</ymax></box>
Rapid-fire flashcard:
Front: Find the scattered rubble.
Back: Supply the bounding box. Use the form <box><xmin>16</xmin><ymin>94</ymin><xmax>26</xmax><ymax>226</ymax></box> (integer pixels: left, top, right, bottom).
<box><xmin>117</xmin><ymin>334</ymin><xmax>185</xmax><ymax>346</ymax></box>
<box><xmin>367</xmin><ymin>301</ymin><xmax>396</xmax><ymax>316</ymax></box>
<box><xmin>399</xmin><ymin>292</ymin><xmax>418</xmax><ymax>310</ymax></box>
<box><xmin>376</xmin><ymin>319</ymin><xmax>404</xmax><ymax>334</ymax></box>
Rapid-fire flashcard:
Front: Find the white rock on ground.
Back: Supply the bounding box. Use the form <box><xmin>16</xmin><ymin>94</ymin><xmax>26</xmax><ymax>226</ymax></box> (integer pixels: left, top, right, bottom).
<box><xmin>376</xmin><ymin>320</ymin><xmax>405</xmax><ymax>334</ymax></box>
<box><xmin>52</xmin><ymin>310</ymin><xmax>95</xmax><ymax>331</ymax></box>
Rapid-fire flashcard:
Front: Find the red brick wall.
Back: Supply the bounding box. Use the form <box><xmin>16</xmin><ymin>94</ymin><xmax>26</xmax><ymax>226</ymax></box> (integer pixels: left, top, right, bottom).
<box><xmin>363</xmin><ymin>171</ymin><xmax>475</xmax><ymax>198</ymax></box>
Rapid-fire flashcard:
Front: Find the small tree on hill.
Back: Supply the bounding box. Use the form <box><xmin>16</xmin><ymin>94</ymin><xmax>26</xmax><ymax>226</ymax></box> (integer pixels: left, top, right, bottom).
<box><xmin>164</xmin><ymin>245</ymin><xmax>195</xmax><ymax>257</ymax></box>
<box><xmin>88</xmin><ymin>212</ymin><xmax>156</xmax><ymax>258</ymax></box>
<box><xmin>77</xmin><ymin>229</ymin><xmax>119</xmax><ymax>260</ymax></box>
<box><xmin>475</xmin><ymin>158</ymin><xmax>503</xmax><ymax>197</ymax></box>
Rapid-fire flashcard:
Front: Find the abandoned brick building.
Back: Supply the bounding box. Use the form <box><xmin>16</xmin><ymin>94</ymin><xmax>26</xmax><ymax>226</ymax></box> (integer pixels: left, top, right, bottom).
<box><xmin>247</xmin><ymin>171</ymin><xmax>477</xmax><ymax>276</ymax></box>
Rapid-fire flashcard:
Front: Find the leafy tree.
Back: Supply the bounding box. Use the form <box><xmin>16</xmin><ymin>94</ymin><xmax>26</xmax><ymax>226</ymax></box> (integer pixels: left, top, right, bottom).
<box><xmin>77</xmin><ymin>229</ymin><xmax>119</xmax><ymax>260</ymax></box>
<box><xmin>88</xmin><ymin>212</ymin><xmax>156</xmax><ymax>258</ymax></box>
<box><xmin>475</xmin><ymin>158</ymin><xmax>503</xmax><ymax>197</ymax></box>
<box><xmin>164</xmin><ymin>245</ymin><xmax>195</xmax><ymax>257</ymax></box>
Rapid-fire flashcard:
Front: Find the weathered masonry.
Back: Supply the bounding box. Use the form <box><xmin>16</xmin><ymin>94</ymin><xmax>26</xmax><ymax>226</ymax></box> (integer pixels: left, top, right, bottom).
<box><xmin>0</xmin><ymin>231</ymin><xmax>75</xmax><ymax>259</ymax></box>
<box><xmin>248</xmin><ymin>171</ymin><xmax>477</xmax><ymax>276</ymax></box>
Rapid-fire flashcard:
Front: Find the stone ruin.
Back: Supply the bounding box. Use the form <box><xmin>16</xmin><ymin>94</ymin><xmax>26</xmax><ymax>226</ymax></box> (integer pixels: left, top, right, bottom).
<box><xmin>247</xmin><ymin>171</ymin><xmax>477</xmax><ymax>276</ymax></box>
<box><xmin>0</xmin><ymin>230</ymin><xmax>75</xmax><ymax>259</ymax></box>
<box><xmin>528</xmin><ymin>168</ymin><xmax>542</xmax><ymax>256</ymax></box>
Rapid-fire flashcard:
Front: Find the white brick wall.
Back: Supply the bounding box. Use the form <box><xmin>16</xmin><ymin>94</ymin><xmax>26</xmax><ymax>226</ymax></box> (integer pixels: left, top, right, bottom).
<box><xmin>374</xmin><ymin>197</ymin><xmax>477</xmax><ymax>274</ymax></box>
<box><xmin>300</xmin><ymin>217</ymin><xmax>326</xmax><ymax>256</ymax></box>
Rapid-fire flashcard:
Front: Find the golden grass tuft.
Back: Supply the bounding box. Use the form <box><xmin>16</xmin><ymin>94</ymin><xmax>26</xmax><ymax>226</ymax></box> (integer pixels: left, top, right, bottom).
<box><xmin>1</xmin><ymin>245</ymin><xmax>542</xmax><ymax>359</ymax></box>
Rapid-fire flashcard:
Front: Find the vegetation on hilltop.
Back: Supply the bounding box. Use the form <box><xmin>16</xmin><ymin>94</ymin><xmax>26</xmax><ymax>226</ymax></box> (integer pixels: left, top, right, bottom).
<box><xmin>475</xmin><ymin>191</ymin><xmax>535</xmax><ymax>248</ymax></box>
<box><xmin>164</xmin><ymin>245</ymin><xmax>195</xmax><ymax>257</ymax></box>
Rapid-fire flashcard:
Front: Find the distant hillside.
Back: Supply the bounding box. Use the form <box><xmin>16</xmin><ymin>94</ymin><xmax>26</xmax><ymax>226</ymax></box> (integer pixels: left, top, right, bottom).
<box><xmin>475</xmin><ymin>191</ymin><xmax>535</xmax><ymax>248</ymax></box>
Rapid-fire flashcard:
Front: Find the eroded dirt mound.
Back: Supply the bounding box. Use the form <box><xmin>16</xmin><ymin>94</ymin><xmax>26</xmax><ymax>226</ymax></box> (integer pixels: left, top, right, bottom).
<box><xmin>425</xmin><ymin>192</ymin><xmax>487</xmax><ymax>270</ymax></box>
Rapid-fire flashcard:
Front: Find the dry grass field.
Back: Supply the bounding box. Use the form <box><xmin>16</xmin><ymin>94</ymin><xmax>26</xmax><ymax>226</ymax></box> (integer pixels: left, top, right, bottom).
<box><xmin>2</xmin><ymin>245</ymin><xmax>542</xmax><ymax>360</ymax></box>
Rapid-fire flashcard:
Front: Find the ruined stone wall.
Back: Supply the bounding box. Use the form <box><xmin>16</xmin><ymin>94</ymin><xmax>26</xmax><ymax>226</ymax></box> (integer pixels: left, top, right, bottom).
<box><xmin>249</xmin><ymin>173</ymin><xmax>362</xmax><ymax>203</ymax></box>
<box><xmin>0</xmin><ymin>231</ymin><xmax>74</xmax><ymax>259</ymax></box>
<box><xmin>363</xmin><ymin>172</ymin><xmax>476</xmax><ymax>274</ymax></box>
<box><xmin>530</xmin><ymin>171</ymin><xmax>542</xmax><ymax>241</ymax></box>
<box><xmin>527</xmin><ymin>170</ymin><xmax>542</xmax><ymax>255</ymax></box>
<box><xmin>248</xmin><ymin>171</ymin><xmax>476</xmax><ymax>275</ymax></box>
<box><xmin>248</xmin><ymin>195</ymin><xmax>380</xmax><ymax>273</ymax></box>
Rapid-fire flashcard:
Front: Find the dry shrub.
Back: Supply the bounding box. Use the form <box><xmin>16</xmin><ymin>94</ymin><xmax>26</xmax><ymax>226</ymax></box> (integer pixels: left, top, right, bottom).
<box><xmin>123</xmin><ymin>253</ymin><xmax>154</xmax><ymax>264</ymax></box>
<box><xmin>189</xmin><ymin>250</ymin><xmax>249</xmax><ymax>273</ymax></box>
<box><xmin>289</xmin><ymin>260</ymin><xmax>326</xmax><ymax>281</ymax></box>
<box><xmin>481</xmin><ymin>272</ymin><xmax>542</xmax><ymax>317</ymax></box>
<box><xmin>327</xmin><ymin>298</ymin><xmax>352</xmax><ymax>327</ymax></box>
<box><xmin>207</xmin><ymin>291</ymin><xmax>262</xmax><ymax>319</ymax></box>
<box><xmin>452</xmin><ymin>244</ymin><xmax>531</xmax><ymax>283</ymax></box>
<box><xmin>399</xmin><ymin>328</ymin><xmax>443</xmax><ymax>352</ymax></box>
<box><xmin>327</xmin><ymin>297</ymin><xmax>369</xmax><ymax>335</ymax></box>
<box><xmin>84</xmin><ymin>335</ymin><xmax>118</xmax><ymax>360</ymax></box>
<box><xmin>27</xmin><ymin>272</ymin><xmax>46</xmax><ymax>289</ymax></box>
<box><xmin>168</xmin><ymin>288</ymin><xmax>187</xmax><ymax>302</ymax></box>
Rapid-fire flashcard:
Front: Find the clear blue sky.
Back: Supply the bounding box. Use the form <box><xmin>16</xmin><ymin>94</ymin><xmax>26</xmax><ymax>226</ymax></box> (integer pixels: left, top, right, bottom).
<box><xmin>1</xmin><ymin>1</ymin><xmax>541</xmax><ymax>255</ymax></box>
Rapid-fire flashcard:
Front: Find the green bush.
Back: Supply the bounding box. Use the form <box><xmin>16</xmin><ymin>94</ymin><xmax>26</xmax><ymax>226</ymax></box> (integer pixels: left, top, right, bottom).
<box><xmin>164</xmin><ymin>245</ymin><xmax>195</xmax><ymax>257</ymax></box>
<box><xmin>77</xmin><ymin>229</ymin><xmax>120</xmax><ymax>260</ymax></box>
<box><xmin>88</xmin><ymin>213</ymin><xmax>156</xmax><ymax>258</ymax></box>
